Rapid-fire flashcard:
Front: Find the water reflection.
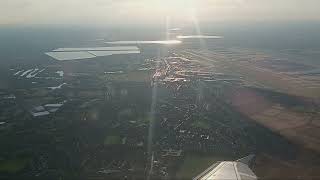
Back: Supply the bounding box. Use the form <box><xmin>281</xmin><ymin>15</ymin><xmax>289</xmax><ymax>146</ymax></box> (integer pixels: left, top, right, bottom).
<box><xmin>177</xmin><ymin>35</ymin><xmax>223</xmax><ymax>39</ymax></box>
<box><xmin>105</xmin><ymin>40</ymin><xmax>182</xmax><ymax>45</ymax></box>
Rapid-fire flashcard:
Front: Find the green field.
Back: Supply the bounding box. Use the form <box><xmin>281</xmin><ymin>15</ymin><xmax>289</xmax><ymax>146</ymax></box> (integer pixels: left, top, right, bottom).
<box><xmin>104</xmin><ymin>71</ymin><xmax>153</xmax><ymax>82</ymax></box>
<box><xmin>104</xmin><ymin>136</ymin><xmax>122</xmax><ymax>145</ymax></box>
<box><xmin>175</xmin><ymin>154</ymin><xmax>225</xmax><ymax>179</ymax></box>
<box><xmin>191</xmin><ymin>120</ymin><xmax>210</xmax><ymax>129</ymax></box>
<box><xmin>0</xmin><ymin>158</ymin><xmax>30</xmax><ymax>173</ymax></box>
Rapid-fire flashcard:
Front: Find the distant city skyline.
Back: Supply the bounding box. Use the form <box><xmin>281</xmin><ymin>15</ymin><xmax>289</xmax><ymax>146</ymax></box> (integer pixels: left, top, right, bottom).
<box><xmin>1</xmin><ymin>0</ymin><xmax>319</xmax><ymax>25</ymax></box>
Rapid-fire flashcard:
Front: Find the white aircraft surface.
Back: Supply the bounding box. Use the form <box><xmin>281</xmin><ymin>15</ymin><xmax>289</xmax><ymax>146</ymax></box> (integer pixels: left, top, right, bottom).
<box><xmin>194</xmin><ymin>155</ymin><xmax>257</xmax><ymax>180</ymax></box>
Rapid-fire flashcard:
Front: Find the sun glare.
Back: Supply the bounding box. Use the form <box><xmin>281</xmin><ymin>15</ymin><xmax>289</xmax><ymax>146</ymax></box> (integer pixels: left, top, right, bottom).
<box><xmin>146</xmin><ymin>0</ymin><xmax>196</xmax><ymax>18</ymax></box>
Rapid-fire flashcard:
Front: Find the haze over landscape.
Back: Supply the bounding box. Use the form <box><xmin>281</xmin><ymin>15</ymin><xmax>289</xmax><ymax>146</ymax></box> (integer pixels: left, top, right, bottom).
<box><xmin>0</xmin><ymin>0</ymin><xmax>320</xmax><ymax>180</ymax></box>
<box><xmin>1</xmin><ymin>0</ymin><xmax>320</xmax><ymax>25</ymax></box>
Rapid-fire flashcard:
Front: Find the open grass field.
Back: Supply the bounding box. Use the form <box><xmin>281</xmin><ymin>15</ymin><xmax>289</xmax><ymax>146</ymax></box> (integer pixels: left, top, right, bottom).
<box><xmin>183</xmin><ymin>50</ymin><xmax>320</xmax><ymax>98</ymax></box>
<box><xmin>175</xmin><ymin>154</ymin><xmax>228</xmax><ymax>179</ymax></box>
<box><xmin>191</xmin><ymin>120</ymin><xmax>210</xmax><ymax>129</ymax></box>
<box><xmin>0</xmin><ymin>158</ymin><xmax>30</xmax><ymax>173</ymax></box>
<box><xmin>104</xmin><ymin>136</ymin><xmax>122</xmax><ymax>145</ymax></box>
<box><xmin>182</xmin><ymin>49</ymin><xmax>320</xmax><ymax>153</ymax></box>
<box><xmin>228</xmin><ymin>87</ymin><xmax>320</xmax><ymax>153</ymax></box>
<box><xmin>104</xmin><ymin>70</ymin><xmax>153</xmax><ymax>83</ymax></box>
<box><xmin>254</xmin><ymin>153</ymin><xmax>320</xmax><ymax>180</ymax></box>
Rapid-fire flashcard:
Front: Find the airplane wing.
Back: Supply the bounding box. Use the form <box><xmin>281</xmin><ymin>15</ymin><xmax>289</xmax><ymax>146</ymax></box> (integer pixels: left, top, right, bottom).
<box><xmin>193</xmin><ymin>155</ymin><xmax>257</xmax><ymax>180</ymax></box>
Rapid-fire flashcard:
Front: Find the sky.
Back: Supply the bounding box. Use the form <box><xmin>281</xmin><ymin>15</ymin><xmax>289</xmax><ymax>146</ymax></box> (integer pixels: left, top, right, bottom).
<box><xmin>0</xmin><ymin>0</ymin><xmax>319</xmax><ymax>25</ymax></box>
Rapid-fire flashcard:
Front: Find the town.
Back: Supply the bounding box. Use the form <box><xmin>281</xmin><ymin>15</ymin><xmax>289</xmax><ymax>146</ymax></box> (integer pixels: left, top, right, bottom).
<box><xmin>1</xmin><ymin>45</ymin><xmax>320</xmax><ymax>179</ymax></box>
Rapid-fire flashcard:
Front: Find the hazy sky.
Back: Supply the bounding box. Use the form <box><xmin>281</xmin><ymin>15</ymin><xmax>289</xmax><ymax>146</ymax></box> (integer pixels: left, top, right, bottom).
<box><xmin>1</xmin><ymin>0</ymin><xmax>319</xmax><ymax>25</ymax></box>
